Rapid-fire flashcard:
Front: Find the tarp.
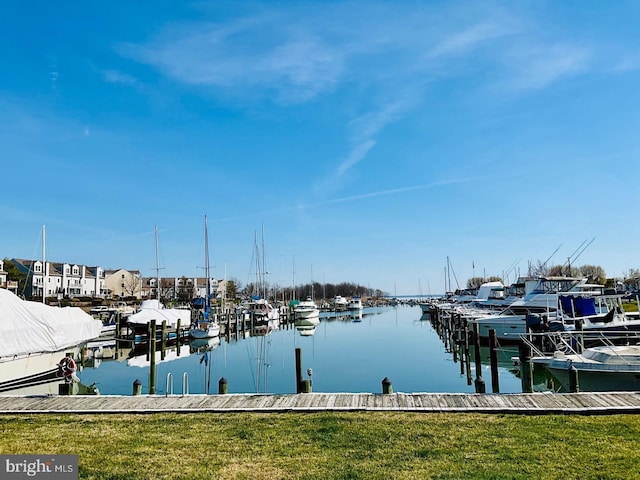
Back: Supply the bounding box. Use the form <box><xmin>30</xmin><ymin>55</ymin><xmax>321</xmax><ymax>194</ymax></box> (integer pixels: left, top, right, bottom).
<box><xmin>0</xmin><ymin>288</ymin><xmax>103</xmax><ymax>357</ymax></box>
<box><xmin>127</xmin><ymin>304</ymin><xmax>191</xmax><ymax>329</ymax></box>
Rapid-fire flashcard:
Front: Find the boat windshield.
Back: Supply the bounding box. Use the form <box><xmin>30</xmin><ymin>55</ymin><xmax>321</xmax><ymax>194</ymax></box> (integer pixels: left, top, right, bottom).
<box><xmin>528</xmin><ymin>278</ymin><xmax>582</xmax><ymax>295</ymax></box>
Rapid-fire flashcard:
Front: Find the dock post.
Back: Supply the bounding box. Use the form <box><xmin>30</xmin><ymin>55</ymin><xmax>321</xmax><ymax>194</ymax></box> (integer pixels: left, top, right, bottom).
<box><xmin>382</xmin><ymin>377</ymin><xmax>393</xmax><ymax>394</ymax></box>
<box><xmin>473</xmin><ymin>323</ymin><xmax>486</xmax><ymax>393</ymax></box>
<box><xmin>160</xmin><ymin>320</ymin><xmax>167</xmax><ymax>361</ymax></box>
<box><xmin>133</xmin><ymin>379</ymin><xmax>142</xmax><ymax>396</ymax></box>
<box><xmin>518</xmin><ymin>342</ymin><xmax>533</xmax><ymax>393</ymax></box>
<box><xmin>149</xmin><ymin>319</ymin><xmax>157</xmax><ymax>394</ymax></box>
<box><xmin>295</xmin><ymin>347</ymin><xmax>303</xmax><ymax>393</ymax></box>
<box><xmin>176</xmin><ymin>319</ymin><xmax>181</xmax><ymax>356</ymax></box>
<box><xmin>569</xmin><ymin>365</ymin><xmax>579</xmax><ymax>393</ymax></box>
<box><xmin>218</xmin><ymin>377</ymin><xmax>228</xmax><ymax>395</ymax></box>
<box><xmin>489</xmin><ymin>329</ymin><xmax>500</xmax><ymax>393</ymax></box>
<box><xmin>301</xmin><ymin>379</ymin><xmax>312</xmax><ymax>393</ymax></box>
<box><xmin>464</xmin><ymin>320</ymin><xmax>472</xmax><ymax>385</ymax></box>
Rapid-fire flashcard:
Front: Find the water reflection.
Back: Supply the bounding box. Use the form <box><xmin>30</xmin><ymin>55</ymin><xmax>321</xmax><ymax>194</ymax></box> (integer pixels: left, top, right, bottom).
<box><xmin>74</xmin><ymin>306</ymin><xmax>528</xmax><ymax>395</ymax></box>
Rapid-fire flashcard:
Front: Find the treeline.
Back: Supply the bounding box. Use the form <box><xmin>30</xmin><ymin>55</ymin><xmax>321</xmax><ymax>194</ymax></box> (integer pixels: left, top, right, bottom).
<box><xmin>239</xmin><ymin>281</ymin><xmax>384</xmax><ymax>301</ymax></box>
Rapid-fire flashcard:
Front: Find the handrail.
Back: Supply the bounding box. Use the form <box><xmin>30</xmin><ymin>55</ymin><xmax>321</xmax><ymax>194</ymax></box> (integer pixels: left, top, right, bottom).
<box><xmin>182</xmin><ymin>372</ymin><xmax>189</xmax><ymax>395</ymax></box>
<box><xmin>165</xmin><ymin>373</ymin><xmax>173</xmax><ymax>396</ymax></box>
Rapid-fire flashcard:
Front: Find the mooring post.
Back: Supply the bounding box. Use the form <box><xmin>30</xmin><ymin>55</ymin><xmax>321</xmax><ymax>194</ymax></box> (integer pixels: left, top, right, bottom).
<box><xmin>160</xmin><ymin>320</ymin><xmax>167</xmax><ymax>361</ymax></box>
<box><xmin>463</xmin><ymin>319</ymin><xmax>472</xmax><ymax>385</ymax></box>
<box><xmin>382</xmin><ymin>377</ymin><xmax>393</xmax><ymax>394</ymax></box>
<box><xmin>218</xmin><ymin>377</ymin><xmax>228</xmax><ymax>395</ymax></box>
<box><xmin>489</xmin><ymin>328</ymin><xmax>500</xmax><ymax>393</ymax></box>
<box><xmin>295</xmin><ymin>347</ymin><xmax>303</xmax><ymax>393</ymax></box>
<box><xmin>518</xmin><ymin>341</ymin><xmax>533</xmax><ymax>393</ymax></box>
<box><xmin>473</xmin><ymin>322</ymin><xmax>486</xmax><ymax>393</ymax></box>
<box><xmin>149</xmin><ymin>319</ymin><xmax>157</xmax><ymax>395</ymax></box>
<box><xmin>569</xmin><ymin>365</ymin><xmax>579</xmax><ymax>393</ymax></box>
<box><xmin>133</xmin><ymin>379</ymin><xmax>142</xmax><ymax>396</ymax></box>
<box><xmin>176</xmin><ymin>319</ymin><xmax>181</xmax><ymax>356</ymax></box>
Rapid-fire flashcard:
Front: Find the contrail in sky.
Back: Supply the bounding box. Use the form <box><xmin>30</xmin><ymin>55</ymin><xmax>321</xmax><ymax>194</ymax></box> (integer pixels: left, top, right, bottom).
<box><xmin>216</xmin><ymin>176</ymin><xmax>484</xmax><ymax>222</ymax></box>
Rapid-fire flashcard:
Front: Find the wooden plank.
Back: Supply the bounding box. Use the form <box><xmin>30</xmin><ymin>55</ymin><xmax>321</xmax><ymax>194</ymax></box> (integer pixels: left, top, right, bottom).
<box><xmin>3</xmin><ymin>392</ymin><xmax>640</xmax><ymax>414</ymax></box>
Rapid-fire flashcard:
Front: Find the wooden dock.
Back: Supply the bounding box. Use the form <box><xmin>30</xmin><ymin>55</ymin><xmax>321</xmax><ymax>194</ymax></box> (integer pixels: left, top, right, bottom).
<box><xmin>1</xmin><ymin>392</ymin><xmax>640</xmax><ymax>415</ymax></box>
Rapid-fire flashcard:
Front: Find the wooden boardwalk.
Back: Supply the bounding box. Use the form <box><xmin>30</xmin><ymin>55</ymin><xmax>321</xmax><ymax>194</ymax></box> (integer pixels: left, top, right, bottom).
<box><xmin>1</xmin><ymin>392</ymin><xmax>640</xmax><ymax>415</ymax></box>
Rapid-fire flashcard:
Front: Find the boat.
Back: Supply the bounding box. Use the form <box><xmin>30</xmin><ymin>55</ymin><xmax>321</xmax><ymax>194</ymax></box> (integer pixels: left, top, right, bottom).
<box><xmin>189</xmin><ymin>216</ymin><xmax>221</xmax><ymax>339</ymax></box>
<box><xmin>127</xmin><ymin>226</ymin><xmax>192</xmax><ymax>343</ymax></box>
<box><xmin>0</xmin><ymin>288</ymin><xmax>102</xmax><ymax>392</ymax></box>
<box><xmin>243</xmin><ymin>226</ymin><xmax>280</xmax><ymax>324</ymax></box>
<box><xmin>347</xmin><ymin>296</ymin><xmax>364</xmax><ymax>311</ymax></box>
<box><xmin>333</xmin><ymin>296</ymin><xmax>348</xmax><ymax>311</ymax></box>
<box><xmin>294</xmin><ymin>297</ymin><xmax>320</xmax><ymax>320</ymax></box>
<box><xmin>531</xmin><ymin>345</ymin><xmax>640</xmax><ymax>392</ymax></box>
<box><xmin>470</xmin><ymin>277</ymin><xmax>593</xmax><ymax>342</ymax></box>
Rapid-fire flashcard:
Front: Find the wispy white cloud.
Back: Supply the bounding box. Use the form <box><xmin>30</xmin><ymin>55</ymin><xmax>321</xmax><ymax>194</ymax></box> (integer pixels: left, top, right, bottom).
<box><xmin>505</xmin><ymin>43</ymin><xmax>591</xmax><ymax>90</ymax></box>
<box><xmin>103</xmin><ymin>69</ymin><xmax>139</xmax><ymax>86</ymax></box>
<box><xmin>118</xmin><ymin>2</ymin><xmax>606</xmax><ymax>193</ymax></box>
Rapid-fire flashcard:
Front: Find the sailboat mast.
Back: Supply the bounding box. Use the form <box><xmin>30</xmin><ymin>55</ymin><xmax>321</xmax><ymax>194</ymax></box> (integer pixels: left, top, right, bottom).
<box><xmin>204</xmin><ymin>215</ymin><xmax>210</xmax><ymax>319</ymax></box>
<box><xmin>261</xmin><ymin>223</ymin><xmax>266</xmax><ymax>300</ymax></box>
<box><xmin>155</xmin><ymin>225</ymin><xmax>160</xmax><ymax>301</ymax></box>
<box><xmin>42</xmin><ymin>224</ymin><xmax>46</xmax><ymax>304</ymax></box>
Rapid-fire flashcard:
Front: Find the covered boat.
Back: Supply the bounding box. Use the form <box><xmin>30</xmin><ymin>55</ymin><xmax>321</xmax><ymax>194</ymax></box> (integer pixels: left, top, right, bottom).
<box><xmin>0</xmin><ymin>288</ymin><xmax>102</xmax><ymax>391</ymax></box>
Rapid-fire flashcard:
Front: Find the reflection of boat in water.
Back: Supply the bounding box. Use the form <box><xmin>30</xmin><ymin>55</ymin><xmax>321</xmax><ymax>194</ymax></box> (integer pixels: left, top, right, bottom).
<box><xmin>252</xmin><ymin>318</ymin><xmax>280</xmax><ymax>336</ymax></box>
<box><xmin>189</xmin><ymin>336</ymin><xmax>221</xmax><ymax>353</ymax></box>
<box><xmin>295</xmin><ymin>317</ymin><xmax>320</xmax><ymax>336</ymax></box>
<box><xmin>127</xmin><ymin>343</ymin><xmax>191</xmax><ymax>367</ymax></box>
<box><xmin>0</xmin><ymin>288</ymin><xmax>102</xmax><ymax>393</ymax></box>
<box><xmin>351</xmin><ymin>311</ymin><xmax>362</xmax><ymax>322</ymax></box>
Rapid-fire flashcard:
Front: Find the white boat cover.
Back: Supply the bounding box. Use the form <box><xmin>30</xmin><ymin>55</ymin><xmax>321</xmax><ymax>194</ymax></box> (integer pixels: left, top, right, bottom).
<box><xmin>127</xmin><ymin>304</ymin><xmax>191</xmax><ymax>329</ymax></box>
<box><xmin>0</xmin><ymin>288</ymin><xmax>102</xmax><ymax>357</ymax></box>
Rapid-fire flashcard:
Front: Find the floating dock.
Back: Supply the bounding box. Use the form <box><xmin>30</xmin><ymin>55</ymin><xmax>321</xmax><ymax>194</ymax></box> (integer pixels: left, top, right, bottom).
<box><xmin>1</xmin><ymin>392</ymin><xmax>640</xmax><ymax>415</ymax></box>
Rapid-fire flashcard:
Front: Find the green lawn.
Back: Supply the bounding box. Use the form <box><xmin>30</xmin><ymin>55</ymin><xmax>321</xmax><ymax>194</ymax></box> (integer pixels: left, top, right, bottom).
<box><xmin>1</xmin><ymin>412</ymin><xmax>640</xmax><ymax>479</ymax></box>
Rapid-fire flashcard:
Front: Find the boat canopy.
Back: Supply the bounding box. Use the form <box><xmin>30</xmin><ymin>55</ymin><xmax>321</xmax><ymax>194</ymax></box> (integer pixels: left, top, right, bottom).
<box><xmin>0</xmin><ymin>288</ymin><xmax>102</xmax><ymax>357</ymax></box>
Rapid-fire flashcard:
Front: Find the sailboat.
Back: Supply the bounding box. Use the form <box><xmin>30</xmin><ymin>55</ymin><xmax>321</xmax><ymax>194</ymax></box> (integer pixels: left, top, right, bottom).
<box><xmin>127</xmin><ymin>225</ymin><xmax>192</xmax><ymax>343</ymax></box>
<box><xmin>189</xmin><ymin>216</ymin><xmax>221</xmax><ymax>339</ymax></box>
<box><xmin>244</xmin><ymin>226</ymin><xmax>280</xmax><ymax>324</ymax></box>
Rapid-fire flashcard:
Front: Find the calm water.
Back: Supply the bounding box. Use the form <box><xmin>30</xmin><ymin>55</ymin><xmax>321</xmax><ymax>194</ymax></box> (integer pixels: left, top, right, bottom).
<box><xmin>77</xmin><ymin>306</ymin><xmax>528</xmax><ymax>395</ymax></box>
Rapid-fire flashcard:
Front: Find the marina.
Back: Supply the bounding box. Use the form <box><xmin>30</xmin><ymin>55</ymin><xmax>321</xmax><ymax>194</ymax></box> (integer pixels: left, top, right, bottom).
<box><xmin>2</xmin><ymin>303</ymin><xmax>529</xmax><ymax>397</ymax></box>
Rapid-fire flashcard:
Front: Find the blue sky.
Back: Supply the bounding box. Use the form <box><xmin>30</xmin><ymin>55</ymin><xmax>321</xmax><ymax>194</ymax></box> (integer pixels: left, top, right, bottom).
<box><xmin>2</xmin><ymin>1</ymin><xmax>640</xmax><ymax>295</ymax></box>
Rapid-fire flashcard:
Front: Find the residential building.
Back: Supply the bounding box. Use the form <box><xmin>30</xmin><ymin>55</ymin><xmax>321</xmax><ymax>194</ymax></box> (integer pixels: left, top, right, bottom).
<box><xmin>104</xmin><ymin>268</ymin><xmax>143</xmax><ymax>299</ymax></box>
<box><xmin>11</xmin><ymin>258</ymin><xmax>106</xmax><ymax>298</ymax></box>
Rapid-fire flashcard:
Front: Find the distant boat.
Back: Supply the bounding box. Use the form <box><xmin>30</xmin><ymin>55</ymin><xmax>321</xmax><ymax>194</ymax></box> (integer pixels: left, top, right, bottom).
<box><xmin>127</xmin><ymin>226</ymin><xmax>192</xmax><ymax>343</ymax></box>
<box><xmin>294</xmin><ymin>297</ymin><xmax>320</xmax><ymax>320</ymax></box>
<box><xmin>333</xmin><ymin>296</ymin><xmax>348</xmax><ymax>311</ymax></box>
<box><xmin>347</xmin><ymin>296</ymin><xmax>363</xmax><ymax>311</ymax></box>
<box><xmin>189</xmin><ymin>216</ymin><xmax>220</xmax><ymax>340</ymax></box>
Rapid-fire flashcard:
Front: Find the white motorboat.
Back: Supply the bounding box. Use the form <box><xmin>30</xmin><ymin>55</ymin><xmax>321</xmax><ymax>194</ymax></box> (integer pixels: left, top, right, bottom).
<box><xmin>532</xmin><ymin>345</ymin><xmax>640</xmax><ymax>392</ymax></box>
<box><xmin>470</xmin><ymin>277</ymin><xmax>593</xmax><ymax>341</ymax></box>
<box><xmin>333</xmin><ymin>296</ymin><xmax>348</xmax><ymax>311</ymax></box>
<box><xmin>294</xmin><ymin>297</ymin><xmax>320</xmax><ymax>320</ymax></box>
<box><xmin>347</xmin><ymin>296</ymin><xmax>363</xmax><ymax>311</ymax></box>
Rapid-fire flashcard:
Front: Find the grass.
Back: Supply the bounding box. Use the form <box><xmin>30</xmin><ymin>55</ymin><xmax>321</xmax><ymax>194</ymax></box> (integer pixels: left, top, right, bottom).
<box><xmin>1</xmin><ymin>412</ymin><xmax>640</xmax><ymax>479</ymax></box>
